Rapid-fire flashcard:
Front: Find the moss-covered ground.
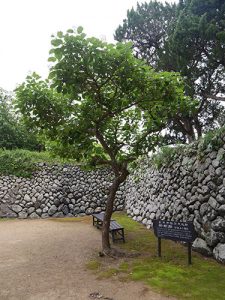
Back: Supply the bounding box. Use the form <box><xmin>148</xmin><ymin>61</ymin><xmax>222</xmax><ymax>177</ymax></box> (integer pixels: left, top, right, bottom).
<box><xmin>87</xmin><ymin>212</ymin><xmax>225</xmax><ymax>300</ymax></box>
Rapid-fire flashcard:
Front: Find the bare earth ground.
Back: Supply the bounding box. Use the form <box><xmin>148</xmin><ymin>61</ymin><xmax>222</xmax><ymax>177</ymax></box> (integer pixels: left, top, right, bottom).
<box><xmin>0</xmin><ymin>218</ymin><xmax>175</xmax><ymax>300</ymax></box>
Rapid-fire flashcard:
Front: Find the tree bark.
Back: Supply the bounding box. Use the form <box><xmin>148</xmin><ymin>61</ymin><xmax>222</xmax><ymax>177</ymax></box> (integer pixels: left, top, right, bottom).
<box><xmin>102</xmin><ymin>169</ymin><xmax>129</xmax><ymax>254</ymax></box>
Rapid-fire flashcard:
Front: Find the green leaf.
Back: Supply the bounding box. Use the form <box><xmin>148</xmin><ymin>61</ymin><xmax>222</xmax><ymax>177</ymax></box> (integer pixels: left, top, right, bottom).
<box><xmin>77</xmin><ymin>26</ymin><xmax>84</xmax><ymax>34</ymax></box>
<box><xmin>48</xmin><ymin>57</ymin><xmax>57</xmax><ymax>62</ymax></box>
<box><xmin>51</xmin><ymin>39</ymin><xmax>62</xmax><ymax>47</ymax></box>
<box><xmin>57</xmin><ymin>31</ymin><xmax>63</xmax><ymax>38</ymax></box>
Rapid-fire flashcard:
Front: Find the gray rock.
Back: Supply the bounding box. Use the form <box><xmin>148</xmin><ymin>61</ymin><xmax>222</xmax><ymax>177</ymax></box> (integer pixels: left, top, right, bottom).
<box><xmin>43</xmin><ymin>207</ymin><xmax>48</xmax><ymax>213</ymax></box>
<box><xmin>54</xmin><ymin>199</ymin><xmax>61</xmax><ymax>207</ymax></box>
<box><xmin>137</xmin><ymin>216</ymin><xmax>142</xmax><ymax>222</ymax></box>
<box><xmin>213</xmin><ymin>243</ymin><xmax>225</xmax><ymax>263</ymax></box>
<box><xmin>0</xmin><ymin>204</ymin><xmax>17</xmax><ymax>218</ymax></box>
<box><xmin>86</xmin><ymin>208</ymin><xmax>94</xmax><ymax>215</ymax></box>
<box><xmin>34</xmin><ymin>201</ymin><xmax>41</xmax><ymax>209</ymax></box>
<box><xmin>200</xmin><ymin>203</ymin><xmax>208</xmax><ymax>216</ymax></box>
<box><xmin>18</xmin><ymin>211</ymin><xmax>28</xmax><ymax>219</ymax></box>
<box><xmin>217</xmin><ymin>194</ymin><xmax>225</xmax><ymax>205</ymax></box>
<box><xmin>62</xmin><ymin>205</ymin><xmax>69</xmax><ymax>215</ymax></box>
<box><xmin>74</xmin><ymin>207</ymin><xmax>81</xmax><ymax>214</ymax></box>
<box><xmin>48</xmin><ymin>205</ymin><xmax>57</xmax><ymax>216</ymax></box>
<box><xmin>29</xmin><ymin>212</ymin><xmax>39</xmax><ymax>219</ymax></box>
<box><xmin>218</xmin><ymin>205</ymin><xmax>225</xmax><ymax>215</ymax></box>
<box><xmin>53</xmin><ymin>212</ymin><xmax>64</xmax><ymax>218</ymax></box>
<box><xmin>41</xmin><ymin>213</ymin><xmax>49</xmax><ymax>219</ymax></box>
<box><xmin>217</xmin><ymin>148</ymin><xmax>225</xmax><ymax>160</ymax></box>
<box><xmin>212</xmin><ymin>159</ymin><xmax>220</xmax><ymax>168</ymax></box>
<box><xmin>219</xmin><ymin>187</ymin><xmax>225</xmax><ymax>197</ymax></box>
<box><xmin>11</xmin><ymin>205</ymin><xmax>22</xmax><ymax>213</ymax></box>
<box><xmin>192</xmin><ymin>238</ymin><xmax>212</xmax><ymax>256</ymax></box>
<box><xmin>36</xmin><ymin>209</ymin><xmax>42</xmax><ymax>216</ymax></box>
<box><xmin>27</xmin><ymin>207</ymin><xmax>35</xmax><ymax>215</ymax></box>
<box><xmin>94</xmin><ymin>207</ymin><xmax>102</xmax><ymax>213</ymax></box>
<box><xmin>212</xmin><ymin>217</ymin><xmax>225</xmax><ymax>232</ymax></box>
<box><xmin>208</xmin><ymin>197</ymin><xmax>219</xmax><ymax>210</ymax></box>
<box><xmin>24</xmin><ymin>194</ymin><xmax>30</xmax><ymax>202</ymax></box>
<box><xmin>215</xmin><ymin>167</ymin><xmax>222</xmax><ymax>176</ymax></box>
<box><xmin>134</xmin><ymin>209</ymin><xmax>140</xmax><ymax>216</ymax></box>
<box><xmin>205</xmin><ymin>229</ymin><xmax>220</xmax><ymax>247</ymax></box>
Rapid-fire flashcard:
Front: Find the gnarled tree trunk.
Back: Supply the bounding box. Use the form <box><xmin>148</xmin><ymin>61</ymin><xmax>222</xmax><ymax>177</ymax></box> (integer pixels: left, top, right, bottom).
<box><xmin>102</xmin><ymin>169</ymin><xmax>129</xmax><ymax>254</ymax></box>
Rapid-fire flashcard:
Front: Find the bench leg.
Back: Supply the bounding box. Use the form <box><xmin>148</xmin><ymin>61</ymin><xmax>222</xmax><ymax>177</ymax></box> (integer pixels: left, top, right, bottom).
<box><xmin>110</xmin><ymin>229</ymin><xmax>125</xmax><ymax>243</ymax></box>
<box><xmin>111</xmin><ymin>231</ymin><xmax>115</xmax><ymax>243</ymax></box>
<box><xmin>122</xmin><ymin>229</ymin><xmax>125</xmax><ymax>243</ymax></box>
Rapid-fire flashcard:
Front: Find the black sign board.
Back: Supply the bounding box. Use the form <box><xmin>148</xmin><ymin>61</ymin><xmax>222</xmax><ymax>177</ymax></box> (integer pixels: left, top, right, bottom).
<box><xmin>153</xmin><ymin>220</ymin><xmax>197</xmax><ymax>265</ymax></box>
<box><xmin>153</xmin><ymin>220</ymin><xmax>197</xmax><ymax>242</ymax></box>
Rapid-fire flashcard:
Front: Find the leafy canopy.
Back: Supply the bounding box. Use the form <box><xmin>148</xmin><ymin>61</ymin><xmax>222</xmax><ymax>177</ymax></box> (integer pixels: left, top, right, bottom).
<box><xmin>115</xmin><ymin>0</ymin><xmax>225</xmax><ymax>142</ymax></box>
<box><xmin>16</xmin><ymin>28</ymin><xmax>190</xmax><ymax>170</ymax></box>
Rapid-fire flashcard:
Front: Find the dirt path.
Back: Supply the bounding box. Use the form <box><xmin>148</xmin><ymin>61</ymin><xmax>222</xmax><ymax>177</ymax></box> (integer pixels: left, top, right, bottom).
<box><xmin>0</xmin><ymin>218</ymin><xmax>174</xmax><ymax>300</ymax></box>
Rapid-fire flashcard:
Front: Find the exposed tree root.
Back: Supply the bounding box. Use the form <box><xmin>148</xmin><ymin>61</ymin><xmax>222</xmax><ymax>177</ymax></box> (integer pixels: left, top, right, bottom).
<box><xmin>100</xmin><ymin>247</ymin><xmax>140</xmax><ymax>258</ymax></box>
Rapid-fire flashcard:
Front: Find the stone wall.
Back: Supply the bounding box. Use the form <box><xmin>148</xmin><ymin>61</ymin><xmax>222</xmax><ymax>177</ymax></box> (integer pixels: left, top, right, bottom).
<box><xmin>0</xmin><ymin>164</ymin><xmax>125</xmax><ymax>219</ymax></box>
<box><xmin>1</xmin><ymin>130</ymin><xmax>225</xmax><ymax>263</ymax></box>
<box><xmin>125</xmin><ymin>132</ymin><xmax>225</xmax><ymax>263</ymax></box>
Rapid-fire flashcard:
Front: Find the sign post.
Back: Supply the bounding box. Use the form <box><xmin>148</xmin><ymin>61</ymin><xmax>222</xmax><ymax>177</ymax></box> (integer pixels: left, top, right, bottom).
<box><xmin>153</xmin><ymin>220</ymin><xmax>197</xmax><ymax>265</ymax></box>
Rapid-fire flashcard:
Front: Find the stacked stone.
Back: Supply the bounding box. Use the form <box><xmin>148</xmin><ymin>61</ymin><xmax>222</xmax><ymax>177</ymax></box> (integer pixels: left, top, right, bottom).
<box><xmin>0</xmin><ymin>164</ymin><xmax>125</xmax><ymax>219</ymax></box>
<box><xmin>125</xmin><ymin>133</ymin><xmax>225</xmax><ymax>263</ymax></box>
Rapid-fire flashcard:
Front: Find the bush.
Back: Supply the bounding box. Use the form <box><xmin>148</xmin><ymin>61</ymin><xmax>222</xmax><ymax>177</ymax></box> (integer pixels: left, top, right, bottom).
<box><xmin>0</xmin><ymin>149</ymin><xmax>36</xmax><ymax>177</ymax></box>
<box><xmin>0</xmin><ymin>149</ymin><xmax>77</xmax><ymax>178</ymax></box>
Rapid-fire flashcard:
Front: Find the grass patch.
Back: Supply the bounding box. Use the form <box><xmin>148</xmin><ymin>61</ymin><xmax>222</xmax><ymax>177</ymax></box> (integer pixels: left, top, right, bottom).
<box><xmin>86</xmin><ymin>260</ymin><xmax>101</xmax><ymax>270</ymax></box>
<box><xmin>89</xmin><ymin>212</ymin><xmax>225</xmax><ymax>300</ymax></box>
<box><xmin>97</xmin><ymin>268</ymin><xmax>119</xmax><ymax>279</ymax></box>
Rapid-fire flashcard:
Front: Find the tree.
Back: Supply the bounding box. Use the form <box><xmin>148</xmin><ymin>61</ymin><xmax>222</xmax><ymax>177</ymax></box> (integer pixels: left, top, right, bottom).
<box><xmin>0</xmin><ymin>88</ymin><xmax>41</xmax><ymax>150</ymax></box>
<box><xmin>16</xmin><ymin>28</ymin><xmax>190</xmax><ymax>255</ymax></box>
<box><xmin>115</xmin><ymin>0</ymin><xmax>225</xmax><ymax>142</ymax></box>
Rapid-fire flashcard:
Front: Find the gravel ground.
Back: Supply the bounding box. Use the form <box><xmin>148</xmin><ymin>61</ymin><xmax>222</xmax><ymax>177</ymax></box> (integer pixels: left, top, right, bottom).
<box><xmin>0</xmin><ymin>218</ymin><xmax>175</xmax><ymax>300</ymax></box>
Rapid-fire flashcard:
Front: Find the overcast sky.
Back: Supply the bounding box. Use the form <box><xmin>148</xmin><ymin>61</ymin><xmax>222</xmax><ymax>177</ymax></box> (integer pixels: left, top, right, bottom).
<box><xmin>0</xmin><ymin>0</ymin><xmax>176</xmax><ymax>91</ymax></box>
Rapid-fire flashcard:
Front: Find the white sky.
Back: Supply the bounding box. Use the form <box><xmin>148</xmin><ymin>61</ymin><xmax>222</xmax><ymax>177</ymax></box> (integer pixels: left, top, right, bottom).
<box><xmin>0</xmin><ymin>0</ymin><xmax>176</xmax><ymax>91</ymax></box>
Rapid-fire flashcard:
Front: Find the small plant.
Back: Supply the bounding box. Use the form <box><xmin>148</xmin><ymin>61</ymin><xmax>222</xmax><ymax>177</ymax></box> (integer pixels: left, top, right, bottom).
<box><xmin>151</xmin><ymin>146</ymin><xmax>181</xmax><ymax>169</ymax></box>
<box><xmin>198</xmin><ymin>126</ymin><xmax>225</xmax><ymax>153</ymax></box>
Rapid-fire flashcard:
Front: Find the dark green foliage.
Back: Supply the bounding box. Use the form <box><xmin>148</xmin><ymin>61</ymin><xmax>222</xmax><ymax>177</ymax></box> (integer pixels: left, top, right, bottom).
<box><xmin>0</xmin><ymin>88</ymin><xmax>42</xmax><ymax>150</ymax></box>
<box><xmin>115</xmin><ymin>0</ymin><xmax>225</xmax><ymax>143</ymax></box>
<box><xmin>0</xmin><ymin>149</ymin><xmax>37</xmax><ymax>177</ymax></box>
<box><xmin>15</xmin><ymin>29</ymin><xmax>189</xmax><ymax>166</ymax></box>
<box><xmin>0</xmin><ymin>149</ymin><xmax>77</xmax><ymax>177</ymax></box>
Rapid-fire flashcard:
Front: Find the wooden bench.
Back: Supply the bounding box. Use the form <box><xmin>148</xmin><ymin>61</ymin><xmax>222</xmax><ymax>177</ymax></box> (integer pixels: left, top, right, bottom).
<box><xmin>92</xmin><ymin>212</ymin><xmax>125</xmax><ymax>243</ymax></box>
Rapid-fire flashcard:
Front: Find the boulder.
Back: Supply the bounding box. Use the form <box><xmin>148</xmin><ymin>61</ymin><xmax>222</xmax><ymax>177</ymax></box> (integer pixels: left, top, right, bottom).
<box><xmin>11</xmin><ymin>205</ymin><xmax>22</xmax><ymax>213</ymax></box>
<box><xmin>27</xmin><ymin>207</ymin><xmax>35</xmax><ymax>215</ymax></box>
<box><xmin>24</xmin><ymin>194</ymin><xmax>30</xmax><ymax>202</ymax></box>
<box><xmin>48</xmin><ymin>205</ymin><xmax>57</xmax><ymax>216</ymax></box>
<box><xmin>29</xmin><ymin>212</ymin><xmax>39</xmax><ymax>219</ymax></box>
<box><xmin>134</xmin><ymin>208</ymin><xmax>140</xmax><ymax>216</ymax></box>
<box><xmin>212</xmin><ymin>217</ymin><xmax>225</xmax><ymax>232</ymax></box>
<box><xmin>18</xmin><ymin>211</ymin><xmax>28</xmax><ymax>219</ymax></box>
<box><xmin>213</xmin><ymin>243</ymin><xmax>225</xmax><ymax>263</ymax></box>
<box><xmin>192</xmin><ymin>238</ymin><xmax>212</xmax><ymax>256</ymax></box>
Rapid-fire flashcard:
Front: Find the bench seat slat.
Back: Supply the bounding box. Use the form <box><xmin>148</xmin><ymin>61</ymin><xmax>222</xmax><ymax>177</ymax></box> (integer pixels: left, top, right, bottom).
<box><xmin>110</xmin><ymin>221</ymin><xmax>123</xmax><ymax>230</ymax></box>
<box><xmin>92</xmin><ymin>212</ymin><xmax>125</xmax><ymax>243</ymax></box>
